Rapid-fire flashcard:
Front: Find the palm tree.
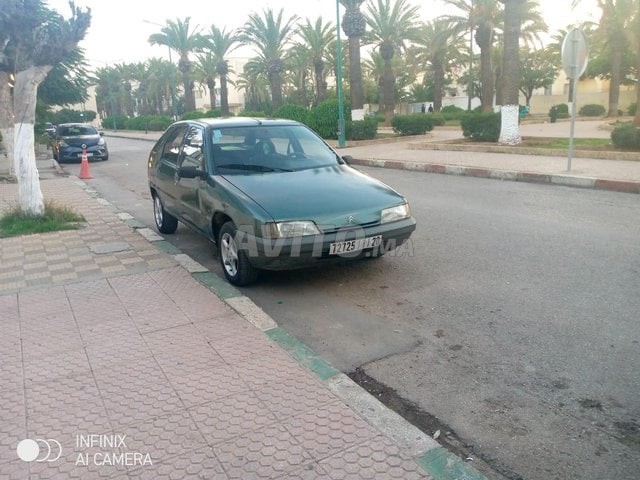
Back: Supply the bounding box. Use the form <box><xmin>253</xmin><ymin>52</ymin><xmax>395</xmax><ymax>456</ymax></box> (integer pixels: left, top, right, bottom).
<box><xmin>241</xmin><ymin>8</ymin><xmax>299</xmax><ymax>109</ymax></box>
<box><xmin>414</xmin><ymin>18</ymin><xmax>465</xmax><ymax>112</ymax></box>
<box><xmin>148</xmin><ymin>17</ymin><xmax>204</xmax><ymax>113</ymax></box>
<box><xmin>365</xmin><ymin>0</ymin><xmax>420</xmax><ymax>123</ymax></box>
<box><xmin>298</xmin><ymin>17</ymin><xmax>335</xmax><ymax>104</ymax></box>
<box><xmin>285</xmin><ymin>43</ymin><xmax>314</xmax><ymax>105</ymax></box>
<box><xmin>443</xmin><ymin>0</ymin><xmax>501</xmax><ymax>112</ymax></box>
<box><xmin>236</xmin><ymin>60</ymin><xmax>271</xmax><ymax>112</ymax></box>
<box><xmin>146</xmin><ymin>58</ymin><xmax>180</xmax><ymax>115</ymax></box>
<box><xmin>204</xmin><ymin>25</ymin><xmax>240</xmax><ymax>115</ymax></box>
<box><xmin>498</xmin><ymin>0</ymin><xmax>524</xmax><ymax>145</ymax></box>
<box><xmin>340</xmin><ymin>0</ymin><xmax>367</xmax><ymax>109</ymax></box>
<box><xmin>193</xmin><ymin>52</ymin><xmax>219</xmax><ymax>110</ymax></box>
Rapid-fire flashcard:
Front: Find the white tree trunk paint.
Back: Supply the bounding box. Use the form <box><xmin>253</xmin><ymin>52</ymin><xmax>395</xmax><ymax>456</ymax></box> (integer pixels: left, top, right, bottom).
<box><xmin>498</xmin><ymin>104</ymin><xmax>522</xmax><ymax>145</ymax></box>
<box><xmin>13</xmin><ymin>66</ymin><xmax>52</xmax><ymax>216</ymax></box>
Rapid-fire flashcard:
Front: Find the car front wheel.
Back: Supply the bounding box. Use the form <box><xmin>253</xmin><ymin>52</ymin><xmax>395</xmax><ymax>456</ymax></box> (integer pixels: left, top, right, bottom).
<box><xmin>218</xmin><ymin>221</ymin><xmax>258</xmax><ymax>286</ymax></box>
<box><xmin>153</xmin><ymin>193</ymin><xmax>178</xmax><ymax>234</ymax></box>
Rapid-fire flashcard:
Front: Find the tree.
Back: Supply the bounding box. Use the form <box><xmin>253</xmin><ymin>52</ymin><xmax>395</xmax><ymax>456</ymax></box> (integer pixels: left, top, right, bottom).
<box><xmin>0</xmin><ymin>0</ymin><xmax>90</xmax><ymax>215</ymax></box>
<box><xmin>634</xmin><ymin>0</ymin><xmax>640</xmax><ymax>126</ymax></box>
<box><xmin>498</xmin><ymin>0</ymin><xmax>524</xmax><ymax>145</ymax></box>
<box><xmin>242</xmin><ymin>8</ymin><xmax>299</xmax><ymax>109</ymax></box>
<box><xmin>149</xmin><ymin>17</ymin><xmax>204</xmax><ymax>113</ymax></box>
<box><xmin>204</xmin><ymin>25</ymin><xmax>240</xmax><ymax>115</ymax></box>
<box><xmin>443</xmin><ymin>0</ymin><xmax>501</xmax><ymax>112</ymax></box>
<box><xmin>37</xmin><ymin>48</ymin><xmax>90</xmax><ymax>114</ymax></box>
<box><xmin>365</xmin><ymin>0</ymin><xmax>420</xmax><ymax>123</ymax></box>
<box><xmin>519</xmin><ymin>47</ymin><xmax>558</xmax><ymax>106</ymax></box>
<box><xmin>414</xmin><ymin>18</ymin><xmax>465</xmax><ymax>111</ymax></box>
<box><xmin>298</xmin><ymin>17</ymin><xmax>335</xmax><ymax>104</ymax></box>
<box><xmin>193</xmin><ymin>52</ymin><xmax>219</xmax><ymax>110</ymax></box>
<box><xmin>340</xmin><ymin>0</ymin><xmax>367</xmax><ymax>110</ymax></box>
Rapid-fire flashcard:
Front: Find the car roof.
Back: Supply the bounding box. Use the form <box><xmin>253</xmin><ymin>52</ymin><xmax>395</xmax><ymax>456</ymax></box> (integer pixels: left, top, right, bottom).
<box><xmin>175</xmin><ymin>117</ymin><xmax>302</xmax><ymax>128</ymax></box>
<box><xmin>57</xmin><ymin>123</ymin><xmax>95</xmax><ymax>127</ymax></box>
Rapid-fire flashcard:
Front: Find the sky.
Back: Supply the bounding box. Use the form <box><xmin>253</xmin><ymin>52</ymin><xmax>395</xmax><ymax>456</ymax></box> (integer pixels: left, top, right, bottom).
<box><xmin>45</xmin><ymin>0</ymin><xmax>601</xmax><ymax>68</ymax></box>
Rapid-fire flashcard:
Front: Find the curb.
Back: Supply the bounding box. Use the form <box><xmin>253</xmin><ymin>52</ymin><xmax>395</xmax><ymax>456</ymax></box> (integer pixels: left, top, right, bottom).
<box><xmin>68</xmin><ymin>174</ymin><xmax>490</xmax><ymax>480</ymax></box>
<box><xmin>350</xmin><ymin>158</ymin><xmax>640</xmax><ymax>194</ymax></box>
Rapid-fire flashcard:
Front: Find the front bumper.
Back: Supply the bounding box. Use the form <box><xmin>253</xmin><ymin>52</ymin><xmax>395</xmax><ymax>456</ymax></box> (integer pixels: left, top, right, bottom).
<box><xmin>57</xmin><ymin>145</ymin><xmax>108</xmax><ymax>162</ymax></box>
<box><xmin>239</xmin><ymin>217</ymin><xmax>417</xmax><ymax>271</ymax></box>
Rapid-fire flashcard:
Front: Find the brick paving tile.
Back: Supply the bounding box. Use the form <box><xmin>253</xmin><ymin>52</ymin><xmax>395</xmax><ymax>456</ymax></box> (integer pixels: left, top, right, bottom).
<box><xmin>211</xmin><ymin>330</ymin><xmax>291</xmax><ymax>365</ymax></box>
<box><xmin>121</xmin><ymin>410</ymin><xmax>207</xmax><ymax>468</ymax></box>
<box><xmin>0</xmin><ymin>387</ymin><xmax>25</xmax><ymax>423</ymax></box>
<box><xmin>24</xmin><ymin>373</ymin><xmax>102</xmax><ymax>417</ymax></box>
<box><xmin>281</xmin><ymin>400</ymin><xmax>380</xmax><ymax>461</ymax></box>
<box><xmin>166</xmin><ymin>363</ymin><xmax>248</xmax><ymax>408</ymax></box>
<box><xmin>93</xmin><ymin>357</ymin><xmax>169</xmax><ymax>397</ymax></box>
<box><xmin>254</xmin><ymin>379</ymin><xmax>339</xmax><ymax>422</ymax></box>
<box><xmin>189</xmin><ymin>391</ymin><xmax>278</xmax><ymax>446</ymax></box>
<box><xmin>318</xmin><ymin>435</ymin><xmax>432</xmax><ymax>480</ymax></box>
<box><xmin>213</xmin><ymin>423</ymin><xmax>312</xmax><ymax>479</ymax></box>
<box><xmin>130</xmin><ymin>446</ymin><xmax>228</xmax><ymax>480</ymax></box>
<box><xmin>273</xmin><ymin>463</ymin><xmax>331</xmax><ymax>479</ymax></box>
<box><xmin>0</xmin><ymin>417</ymin><xmax>26</xmax><ymax>466</ymax></box>
<box><xmin>194</xmin><ymin>312</ymin><xmax>266</xmax><ymax>343</ymax></box>
<box><xmin>23</xmin><ymin>348</ymin><xmax>92</xmax><ymax>385</ymax></box>
<box><xmin>0</xmin><ymin>460</ymin><xmax>30</xmax><ymax>480</ymax></box>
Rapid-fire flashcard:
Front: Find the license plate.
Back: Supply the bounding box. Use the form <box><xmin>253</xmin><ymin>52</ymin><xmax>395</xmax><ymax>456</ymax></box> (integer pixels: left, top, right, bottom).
<box><xmin>77</xmin><ymin>152</ymin><xmax>93</xmax><ymax>157</ymax></box>
<box><xmin>329</xmin><ymin>235</ymin><xmax>382</xmax><ymax>255</ymax></box>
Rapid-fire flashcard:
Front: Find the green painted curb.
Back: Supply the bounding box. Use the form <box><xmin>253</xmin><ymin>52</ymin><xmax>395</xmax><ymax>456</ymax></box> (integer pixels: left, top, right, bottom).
<box><xmin>153</xmin><ymin>240</ymin><xmax>182</xmax><ymax>255</ymax></box>
<box><xmin>192</xmin><ymin>271</ymin><xmax>241</xmax><ymax>299</ymax></box>
<box><xmin>417</xmin><ymin>447</ymin><xmax>488</xmax><ymax>480</ymax></box>
<box><xmin>266</xmin><ymin>327</ymin><xmax>340</xmax><ymax>380</ymax></box>
<box><xmin>124</xmin><ymin>218</ymin><xmax>146</xmax><ymax>229</ymax></box>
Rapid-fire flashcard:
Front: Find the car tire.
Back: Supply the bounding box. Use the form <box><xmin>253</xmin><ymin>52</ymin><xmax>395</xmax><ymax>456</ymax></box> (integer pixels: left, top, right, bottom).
<box><xmin>153</xmin><ymin>193</ymin><xmax>178</xmax><ymax>234</ymax></box>
<box><xmin>102</xmin><ymin>153</ymin><xmax>109</xmax><ymax>161</ymax></box>
<box><xmin>218</xmin><ymin>221</ymin><xmax>259</xmax><ymax>286</ymax></box>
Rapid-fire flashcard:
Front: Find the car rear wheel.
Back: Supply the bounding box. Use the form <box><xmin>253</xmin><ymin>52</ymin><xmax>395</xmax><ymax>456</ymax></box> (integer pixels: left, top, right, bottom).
<box><xmin>218</xmin><ymin>221</ymin><xmax>258</xmax><ymax>286</ymax></box>
<box><xmin>153</xmin><ymin>193</ymin><xmax>178</xmax><ymax>234</ymax></box>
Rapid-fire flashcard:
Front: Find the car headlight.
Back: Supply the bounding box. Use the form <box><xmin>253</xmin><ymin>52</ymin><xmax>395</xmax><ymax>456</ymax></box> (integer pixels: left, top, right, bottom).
<box><xmin>381</xmin><ymin>203</ymin><xmax>410</xmax><ymax>223</ymax></box>
<box><xmin>57</xmin><ymin>140</ymin><xmax>69</xmax><ymax>148</ymax></box>
<box><xmin>98</xmin><ymin>137</ymin><xmax>106</xmax><ymax>146</ymax></box>
<box><xmin>265</xmin><ymin>221</ymin><xmax>321</xmax><ymax>238</ymax></box>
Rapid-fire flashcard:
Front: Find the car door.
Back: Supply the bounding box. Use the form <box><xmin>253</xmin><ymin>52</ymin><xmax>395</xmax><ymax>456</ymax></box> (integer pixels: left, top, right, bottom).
<box><xmin>155</xmin><ymin>124</ymin><xmax>188</xmax><ymax>213</ymax></box>
<box><xmin>175</xmin><ymin>125</ymin><xmax>208</xmax><ymax>231</ymax></box>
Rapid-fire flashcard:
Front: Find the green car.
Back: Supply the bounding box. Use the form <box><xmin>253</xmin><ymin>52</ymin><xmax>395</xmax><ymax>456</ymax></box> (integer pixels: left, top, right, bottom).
<box><xmin>147</xmin><ymin>118</ymin><xmax>416</xmax><ymax>285</ymax></box>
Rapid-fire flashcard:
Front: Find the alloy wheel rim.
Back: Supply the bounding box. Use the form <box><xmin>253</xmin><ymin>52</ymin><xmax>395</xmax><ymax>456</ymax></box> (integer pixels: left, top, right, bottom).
<box><xmin>154</xmin><ymin>196</ymin><xmax>163</xmax><ymax>227</ymax></box>
<box><xmin>221</xmin><ymin>233</ymin><xmax>238</xmax><ymax>277</ymax></box>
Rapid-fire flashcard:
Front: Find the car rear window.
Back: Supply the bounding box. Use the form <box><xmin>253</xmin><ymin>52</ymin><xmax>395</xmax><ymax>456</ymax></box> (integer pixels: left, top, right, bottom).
<box><xmin>58</xmin><ymin>125</ymin><xmax>97</xmax><ymax>136</ymax></box>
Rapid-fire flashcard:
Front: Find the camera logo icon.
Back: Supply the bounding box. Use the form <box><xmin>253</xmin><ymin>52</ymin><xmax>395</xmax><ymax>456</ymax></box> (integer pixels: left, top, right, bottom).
<box><xmin>17</xmin><ymin>439</ymin><xmax>62</xmax><ymax>462</ymax></box>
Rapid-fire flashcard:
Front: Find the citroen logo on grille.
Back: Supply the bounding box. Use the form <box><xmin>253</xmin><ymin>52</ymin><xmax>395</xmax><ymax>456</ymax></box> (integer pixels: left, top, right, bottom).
<box><xmin>347</xmin><ymin>215</ymin><xmax>356</xmax><ymax>224</ymax></box>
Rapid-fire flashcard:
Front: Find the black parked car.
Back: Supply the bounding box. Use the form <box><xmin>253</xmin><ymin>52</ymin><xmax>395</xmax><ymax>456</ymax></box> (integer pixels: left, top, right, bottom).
<box><xmin>51</xmin><ymin>123</ymin><xmax>109</xmax><ymax>162</ymax></box>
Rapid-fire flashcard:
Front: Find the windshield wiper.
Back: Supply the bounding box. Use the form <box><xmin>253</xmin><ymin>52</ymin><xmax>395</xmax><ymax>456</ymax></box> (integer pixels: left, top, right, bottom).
<box><xmin>216</xmin><ymin>163</ymin><xmax>292</xmax><ymax>172</ymax></box>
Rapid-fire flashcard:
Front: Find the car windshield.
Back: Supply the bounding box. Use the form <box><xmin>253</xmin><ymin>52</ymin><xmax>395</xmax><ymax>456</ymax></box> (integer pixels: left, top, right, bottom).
<box><xmin>58</xmin><ymin>125</ymin><xmax>97</xmax><ymax>136</ymax></box>
<box><xmin>208</xmin><ymin>125</ymin><xmax>340</xmax><ymax>174</ymax></box>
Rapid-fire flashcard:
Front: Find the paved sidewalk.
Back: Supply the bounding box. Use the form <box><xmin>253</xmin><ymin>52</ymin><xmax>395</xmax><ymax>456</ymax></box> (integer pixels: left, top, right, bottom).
<box><xmin>0</xmin><ymin>173</ymin><xmax>481</xmax><ymax>479</ymax></box>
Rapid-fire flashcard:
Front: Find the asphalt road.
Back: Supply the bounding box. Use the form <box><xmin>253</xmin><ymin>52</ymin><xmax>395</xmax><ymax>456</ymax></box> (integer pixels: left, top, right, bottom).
<box><xmin>79</xmin><ymin>137</ymin><xmax>640</xmax><ymax>480</ymax></box>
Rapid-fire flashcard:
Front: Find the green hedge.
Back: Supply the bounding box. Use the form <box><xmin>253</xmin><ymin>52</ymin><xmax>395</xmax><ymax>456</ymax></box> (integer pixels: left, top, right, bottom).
<box><xmin>307</xmin><ymin>98</ymin><xmax>352</xmax><ymax>139</ymax></box>
<box><xmin>440</xmin><ymin>105</ymin><xmax>466</xmax><ymax>120</ymax></box>
<box><xmin>579</xmin><ymin>104</ymin><xmax>606</xmax><ymax>117</ymax></box>
<box><xmin>272</xmin><ymin>103</ymin><xmax>308</xmax><ymax>124</ymax></box>
<box><xmin>611</xmin><ymin>123</ymin><xmax>640</xmax><ymax>150</ymax></box>
<box><xmin>430</xmin><ymin>113</ymin><xmax>446</xmax><ymax>126</ymax></box>
<box><xmin>181</xmin><ymin>109</ymin><xmax>225</xmax><ymax>120</ymax></box>
<box><xmin>346</xmin><ymin>117</ymin><xmax>378</xmax><ymax>140</ymax></box>
<box><xmin>549</xmin><ymin>103</ymin><xmax>569</xmax><ymax>121</ymax></box>
<box><xmin>239</xmin><ymin>111</ymin><xmax>267</xmax><ymax>118</ymax></box>
<box><xmin>391</xmin><ymin>114</ymin><xmax>436</xmax><ymax>136</ymax></box>
<box><xmin>460</xmin><ymin>112</ymin><xmax>501</xmax><ymax>142</ymax></box>
<box><xmin>628</xmin><ymin>103</ymin><xmax>637</xmax><ymax>116</ymax></box>
<box><xmin>101</xmin><ymin>115</ymin><xmax>128</xmax><ymax>130</ymax></box>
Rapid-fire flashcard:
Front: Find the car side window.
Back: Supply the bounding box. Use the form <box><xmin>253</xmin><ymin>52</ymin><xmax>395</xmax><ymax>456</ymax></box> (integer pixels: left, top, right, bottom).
<box><xmin>160</xmin><ymin>125</ymin><xmax>188</xmax><ymax>166</ymax></box>
<box><xmin>180</xmin><ymin>126</ymin><xmax>205</xmax><ymax>169</ymax></box>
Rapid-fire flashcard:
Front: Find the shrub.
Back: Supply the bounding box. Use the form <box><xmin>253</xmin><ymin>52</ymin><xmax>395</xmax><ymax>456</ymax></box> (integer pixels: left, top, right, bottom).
<box><xmin>549</xmin><ymin>103</ymin><xmax>569</xmax><ymax>121</ymax></box>
<box><xmin>460</xmin><ymin>112</ymin><xmax>501</xmax><ymax>142</ymax></box>
<box><xmin>239</xmin><ymin>111</ymin><xmax>267</xmax><ymax>118</ymax></box>
<box><xmin>101</xmin><ymin>115</ymin><xmax>128</xmax><ymax>130</ymax></box>
<box><xmin>272</xmin><ymin>103</ymin><xmax>308</xmax><ymax>124</ymax></box>
<box><xmin>628</xmin><ymin>102</ymin><xmax>637</xmax><ymax>116</ymax></box>
<box><xmin>430</xmin><ymin>113</ymin><xmax>446</xmax><ymax>126</ymax></box>
<box><xmin>611</xmin><ymin>123</ymin><xmax>640</xmax><ymax>150</ymax></box>
<box><xmin>307</xmin><ymin>98</ymin><xmax>352</xmax><ymax>139</ymax></box>
<box><xmin>391</xmin><ymin>114</ymin><xmax>436</xmax><ymax>136</ymax></box>
<box><xmin>579</xmin><ymin>104</ymin><xmax>606</xmax><ymax>117</ymax></box>
<box><xmin>346</xmin><ymin>117</ymin><xmax>378</xmax><ymax>140</ymax></box>
<box><xmin>124</xmin><ymin>115</ymin><xmax>171</xmax><ymax>131</ymax></box>
<box><xmin>440</xmin><ymin>105</ymin><xmax>466</xmax><ymax>121</ymax></box>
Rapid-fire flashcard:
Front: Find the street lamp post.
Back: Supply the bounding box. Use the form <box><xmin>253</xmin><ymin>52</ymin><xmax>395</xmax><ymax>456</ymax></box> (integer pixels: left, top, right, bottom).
<box><xmin>143</xmin><ymin>20</ymin><xmax>178</xmax><ymax>120</ymax></box>
<box><xmin>335</xmin><ymin>0</ymin><xmax>346</xmax><ymax>148</ymax></box>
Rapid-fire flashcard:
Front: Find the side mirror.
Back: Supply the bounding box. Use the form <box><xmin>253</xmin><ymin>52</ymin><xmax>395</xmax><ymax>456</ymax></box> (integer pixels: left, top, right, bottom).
<box><xmin>99</xmin><ymin>131</ymin><xmax>104</xmax><ymax>136</ymax></box>
<box><xmin>178</xmin><ymin>165</ymin><xmax>206</xmax><ymax>179</ymax></box>
<box><xmin>341</xmin><ymin>155</ymin><xmax>353</xmax><ymax>165</ymax></box>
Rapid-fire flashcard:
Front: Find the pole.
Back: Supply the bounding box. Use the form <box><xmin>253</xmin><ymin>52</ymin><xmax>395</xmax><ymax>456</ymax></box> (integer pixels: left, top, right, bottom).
<box><xmin>567</xmin><ymin>33</ymin><xmax>579</xmax><ymax>172</ymax></box>
<box><xmin>336</xmin><ymin>0</ymin><xmax>346</xmax><ymax>148</ymax></box>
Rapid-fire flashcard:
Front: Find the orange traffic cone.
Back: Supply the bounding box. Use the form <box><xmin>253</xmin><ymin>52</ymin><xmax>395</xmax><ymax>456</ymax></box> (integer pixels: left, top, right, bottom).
<box><xmin>78</xmin><ymin>146</ymin><xmax>92</xmax><ymax>179</ymax></box>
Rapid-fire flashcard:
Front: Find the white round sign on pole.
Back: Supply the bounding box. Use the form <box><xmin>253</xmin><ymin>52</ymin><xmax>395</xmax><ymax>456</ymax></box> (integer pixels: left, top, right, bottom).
<box><xmin>561</xmin><ymin>28</ymin><xmax>589</xmax><ymax>79</ymax></box>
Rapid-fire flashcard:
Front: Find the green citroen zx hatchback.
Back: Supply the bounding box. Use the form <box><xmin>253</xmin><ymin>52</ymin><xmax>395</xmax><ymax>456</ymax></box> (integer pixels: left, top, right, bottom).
<box><xmin>147</xmin><ymin>118</ymin><xmax>416</xmax><ymax>285</ymax></box>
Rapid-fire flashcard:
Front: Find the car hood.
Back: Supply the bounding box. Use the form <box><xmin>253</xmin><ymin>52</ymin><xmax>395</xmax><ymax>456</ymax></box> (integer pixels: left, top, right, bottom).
<box><xmin>59</xmin><ymin>135</ymin><xmax>101</xmax><ymax>146</ymax></box>
<box><xmin>222</xmin><ymin>165</ymin><xmax>406</xmax><ymax>230</ymax></box>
